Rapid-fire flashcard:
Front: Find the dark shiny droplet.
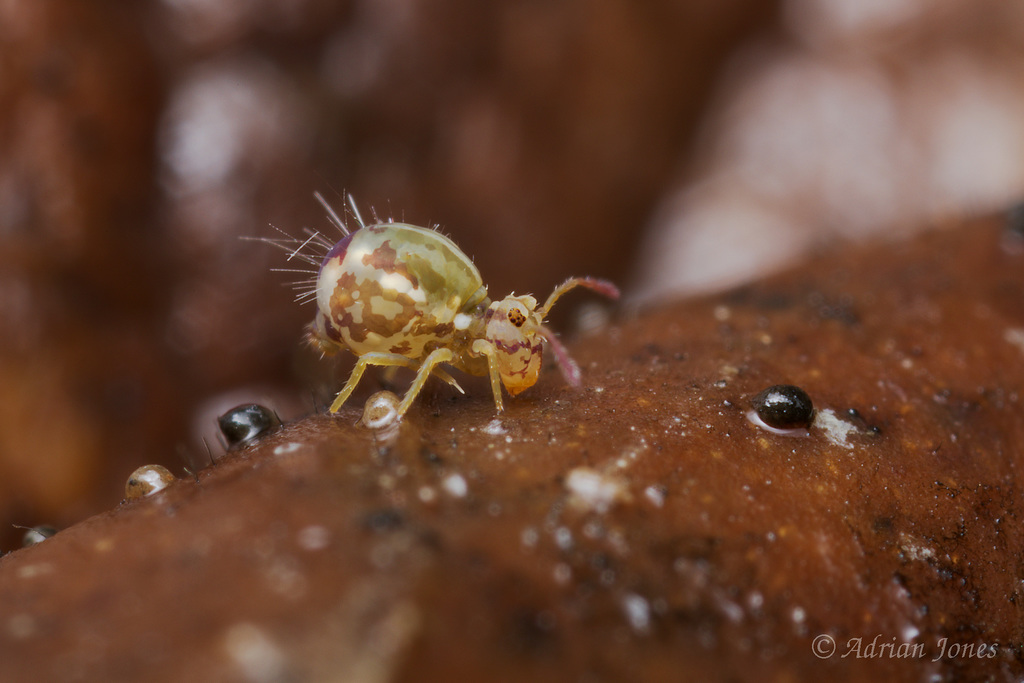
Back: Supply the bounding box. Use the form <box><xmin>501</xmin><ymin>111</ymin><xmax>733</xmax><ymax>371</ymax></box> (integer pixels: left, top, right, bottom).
<box><xmin>751</xmin><ymin>385</ymin><xmax>815</xmax><ymax>430</ymax></box>
<box><xmin>22</xmin><ymin>525</ymin><xmax>58</xmax><ymax>547</ymax></box>
<box><xmin>218</xmin><ymin>404</ymin><xmax>281</xmax><ymax>448</ymax></box>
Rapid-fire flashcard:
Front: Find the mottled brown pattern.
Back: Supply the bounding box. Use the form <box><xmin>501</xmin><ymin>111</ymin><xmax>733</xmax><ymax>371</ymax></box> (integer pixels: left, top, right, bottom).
<box><xmin>358</xmin><ymin>279</ymin><xmax>421</xmax><ymax>339</ymax></box>
<box><xmin>362</xmin><ymin>241</ymin><xmax>420</xmax><ymax>290</ymax></box>
<box><xmin>389</xmin><ymin>340</ymin><xmax>413</xmax><ymax>355</ymax></box>
<box><xmin>328</xmin><ymin>271</ymin><xmax>367</xmax><ymax>343</ymax></box>
<box><xmin>432</xmin><ymin>322</ymin><xmax>455</xmax><ymax>338</ymax></box>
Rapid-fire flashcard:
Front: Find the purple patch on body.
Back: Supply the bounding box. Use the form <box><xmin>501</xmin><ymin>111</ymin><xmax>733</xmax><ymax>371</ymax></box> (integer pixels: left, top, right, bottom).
<box><xmin>320</xmin><ymin>233</ymin><xmax>354</xmax><ymax>271</ymax></box>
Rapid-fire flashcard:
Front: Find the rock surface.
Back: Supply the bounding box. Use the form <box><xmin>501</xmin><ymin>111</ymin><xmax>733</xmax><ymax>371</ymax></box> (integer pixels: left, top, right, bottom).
<box><xmin>2</xmin><ymin>211</ymin><xmax>1023</xmax><ymax>681</ymax></box>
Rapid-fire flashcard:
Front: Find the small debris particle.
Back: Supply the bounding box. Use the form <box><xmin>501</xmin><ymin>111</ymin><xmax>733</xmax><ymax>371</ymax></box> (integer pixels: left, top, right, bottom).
<box><xmin>482</xmin><ymin>419</ymin><xmax>507</xmax><ymax>436</ymax></box>
<box><xmin>621</xmin><ymin>593</ymin><xmax>651</xmax><ymax>634</ymax></box>
<box><xmin>565</xmin><ymin>467</ymin><xmax>631</xmax><ymax>513</ymax></box>
<box><xmin>899</xmin><ymin>533</ymin><xmax>936</xmax><ymax>562</ymax></box>
<box><xmin>643</xmin><ymin>485</ymin><xmax>666</xmax><ymax>508</ymax></box>
<box><xmin>441</xmin><ymin>473</ymin><xmax>468</xmax><ymax>498</ymax></box>
<box><xmin>553</xmin><ymin>563</ymin><xmax>572</xmax><ymax>585</ymax></box>
<box><xmin>520</xmin><ymin>527</ymin><xmax>539</xmax><ymax>548</ymax></box>
<box><xmin>813</xmin><ymin>409</ymin><xmax>858</xmax><ymax>449</ymax></box>
<box><xmin>297</xmin><ymin>525</ymin><xmax>330</xmax><ymax>551</ymax></box>
<box><xmin>418</xmin><ymin>486</ymin><xmax>437</xmax><ymax>503</ymax></box>
<box><xmin>273</xmin><ymin>442</ymin><xmax>302</xmax><ymax>455</ymax></box>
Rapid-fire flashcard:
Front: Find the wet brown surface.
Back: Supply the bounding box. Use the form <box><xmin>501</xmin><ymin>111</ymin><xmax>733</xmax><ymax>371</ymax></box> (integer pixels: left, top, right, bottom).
<box><xmin>2</xmin><ymin>212</ymin><xmax>1023</xmax><ymax>681</ymax></box>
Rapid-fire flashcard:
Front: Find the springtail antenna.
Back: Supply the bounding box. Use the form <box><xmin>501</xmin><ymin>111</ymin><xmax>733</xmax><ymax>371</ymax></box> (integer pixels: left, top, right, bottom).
<box><xmin>540</xmin><ymin>277</ymin><xmax>620</xmax><ymax>319</ymax></box>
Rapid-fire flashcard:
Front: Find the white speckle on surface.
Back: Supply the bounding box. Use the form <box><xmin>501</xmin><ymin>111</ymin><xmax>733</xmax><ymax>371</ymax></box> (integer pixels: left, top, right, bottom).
<box><xmin>520</xmin><ymin>527</ymin><xmax>539</xmax><ymax>548</ymax></box>
<box><xmin>565</xmin><ymin>467</ymin><xmax>630</xmax><ymax>513</ymax></box>
<box><xmin>418</xmin><ymin>486</ymin><xmax>437</xmax><ymax>503</ymax></box>
<box><xmin>554</xmin><ymin>527</ymin><xmax>573</xmax><ymax>550</ymax></box>
<box><xmin>813</xmin><ymin>408</ymin><xmax>857</xmax><ymax>449</ymax></box>
<box><xmin>718</xmin><ymin>597</ymin><xmax>745</xmax><ymax>624</ymax></box>
<box><xmin>297</xmin><ymin>525</ymin><xmax>330</xmax><ymax>551</ymax></box>
<box><xmin>553</xmin><ymin>563</ymin><xmax>572</xmax><ymax>585</ymax></box>
<box><xmin>17</xmin><ymin>564</ymin><xmax>55</xmax><ymax>580</ymax></box>
<box><xmin>899</xmin><ymin>533</ymin><xmax>936</xmax><ymax>562</ymax></box>
<box><xmin>273</xmin><ymin>442</ymin><xmax>301</xmax><ymax>455</ymax></box>
<box><xmin>714</xmin><ymin>305</ymin><xmax>731</xmax><ymax>321</ymax></box>
<box><xmin>482</xmin><ymin>419</ymin><xmax>507</xmax><ymax>436</ymax></box>
<box><xmin>643</xmin><ymin>485</ymin><xmax>666</xmax><ymax>508</ymax></box>
<box><xmin>621</xmin><ymin>593</ymin><xmax>651</xmax><ymax>634</ymax></box>
<box><xmin>441</xmin><ymin>473</ymin><xmax>468</xmax><ymax>498</ymax></box>
<box><xmin>791</xmin><ymin>606</ymin><xmax>806</xmax><ymax>624</ymax></box>
<box><xmin>1005</xmin><ymin>328</ymin><xmax>1024</xmax><ymax>355</ymax></box>
<box><xmin>902</xmin><ymin>624</ymin><xmax>920</xmax><ymax>642</ymax></box>
<box><xmin>224</xmin><ymin>622</ymin><xmax>287</xmax><ymax>683</ymax></box>
<box><xmin>453</xmin><ymin>312</ymin><xmax>473</xmax><ymax>330</ymax></box>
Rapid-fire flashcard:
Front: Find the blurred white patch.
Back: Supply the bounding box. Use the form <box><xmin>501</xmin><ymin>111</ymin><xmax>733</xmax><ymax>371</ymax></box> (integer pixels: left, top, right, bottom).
<box><xmin>224</xmin><ymin>622</ymin><xmax>287</xmax><ymax>683</ymax></box>
<box><xmin>565</xmin><ymin>467</ymin><xmax>630</xmax><ymax>513</ymax></box>
<box><xmin>634</xmin><ymin>13</ymin><xmax>1024</xmax><ymax>304</ymax></box>
<box><xmin>784</xmin><ymin>0</ymin><xmax>929</xmax><ymax>47</ymax></box>
<box><xmin>620</xmin><ymin>593</ymin><xmax>651</xmax><ymax>634</ymax></box>
<box><xmin>441</xmin><ymin>473</ymin><xmax>468</xmax><ymax>498</ymax></box>
<box><xmin>297</xmin><ymin>525</ymin><xmax>330</xmax><ymax>551</ymax></box>
<box><xmin>159</xmin><ymin>57</ymin><xmax>311</xmax><ymax>245</ymax></box>
<box><xmin>1005</xmin><ymin>328</ymin><xmax>1024</xmax><ymax>356</ymax></box>
<box><xmin>321</xmin><ymin>0</ymin><xmax>418</xmax><ymax>97</ymax></box>
<box><xmin>813</xmin><ymin>408</ymin><xmax>857</xmax><ymax>449</ymax></box>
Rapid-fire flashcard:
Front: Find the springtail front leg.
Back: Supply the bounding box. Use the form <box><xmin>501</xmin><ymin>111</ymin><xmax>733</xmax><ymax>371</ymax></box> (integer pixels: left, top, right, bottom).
<box><xmin>471</xmin><ymin>339</ymin><xmax>505</xmax><ymax>412</ymax></box>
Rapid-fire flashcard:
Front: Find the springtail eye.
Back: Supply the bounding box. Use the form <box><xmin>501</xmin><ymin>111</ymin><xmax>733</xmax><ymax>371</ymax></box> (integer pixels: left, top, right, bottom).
<box><xmin>507</xmin><ymin>307</ymin><xmax>527</xmax><ymax>327</ymax></box>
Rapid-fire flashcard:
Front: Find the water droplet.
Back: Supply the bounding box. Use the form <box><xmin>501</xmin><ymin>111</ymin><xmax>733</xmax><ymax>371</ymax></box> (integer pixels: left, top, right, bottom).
<box><xmin>125</xmin><ymin>464</ymin><xmax>176</xmax><ymax>500</ymax></box>
<box><xmin>750</xmin><ymin>384</ymin><xmax>815</xmax><ymax>430</ymax></box>
<box><xmin>218</xmin><ymin>404</ymin><xmax>282</xmax><ymax>448</ymax></box>
<box><xmin>359</xmin><ymin>391</ymin><xmax>401</xmax><ymax>431</ymax></box>
<box><xmin>21</xmin><ymin>526</ymin><xmax>57</xmax><ymax>547</ymax></box>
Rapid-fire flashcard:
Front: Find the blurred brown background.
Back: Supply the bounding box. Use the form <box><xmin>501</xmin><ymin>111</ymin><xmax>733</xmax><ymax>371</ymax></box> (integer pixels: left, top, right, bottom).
<box><xmin>0</xmin><ymin>0</ymin><xmax>1022</xmax><ymax>552</ymax></box>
